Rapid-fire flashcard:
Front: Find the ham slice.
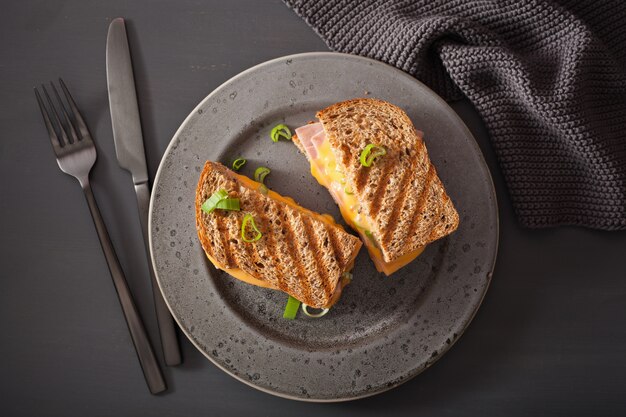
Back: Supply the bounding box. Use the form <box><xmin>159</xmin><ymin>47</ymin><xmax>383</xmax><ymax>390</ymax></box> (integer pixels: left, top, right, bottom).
<box><xmin>295</xmin><ymin>122</ymin><xmax>325</xmax><ymax>159</ymax></box>
<box><xmin>296</xmin><ymin>122</ymin><xmax>345</xmax><ymax>205</ymax></box>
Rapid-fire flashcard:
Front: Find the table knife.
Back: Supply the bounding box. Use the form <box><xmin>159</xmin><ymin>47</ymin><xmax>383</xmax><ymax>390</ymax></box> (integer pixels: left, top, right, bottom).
<box><xmin>106</xmin><ymin>17</ymin><xmax>181</xmax><ymax>366</ymax></box>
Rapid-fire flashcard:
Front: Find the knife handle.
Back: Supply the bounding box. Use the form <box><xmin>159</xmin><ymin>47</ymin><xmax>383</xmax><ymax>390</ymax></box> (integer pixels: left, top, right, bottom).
<box><xmin>82</xmin><ymin>182</ymin><xmax>167</xmax><ymax>394</ymax></box>
<box><xmin>135</xmin><ymin>182</ymin><xmax>182</xmax><ymax>366</ymax></box>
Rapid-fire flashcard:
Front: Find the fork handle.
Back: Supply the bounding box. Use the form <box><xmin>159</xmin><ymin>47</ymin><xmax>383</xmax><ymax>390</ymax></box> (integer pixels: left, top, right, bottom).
<box><xmin>82</xmin><ymin>182</ymin><xmax>166</xmax><ymax>394</ymax></box>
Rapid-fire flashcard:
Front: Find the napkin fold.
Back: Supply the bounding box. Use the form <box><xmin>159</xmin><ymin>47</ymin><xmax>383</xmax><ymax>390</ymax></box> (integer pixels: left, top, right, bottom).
<box><xmin>284</xmin><ymin>0</ymin><xmax>626</xmax><ymax>230</ymax></box>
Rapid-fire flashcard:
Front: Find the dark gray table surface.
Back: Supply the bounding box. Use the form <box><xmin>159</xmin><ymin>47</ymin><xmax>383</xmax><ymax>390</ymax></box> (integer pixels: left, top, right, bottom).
<box><xmin>2</xmin><ymin>1</ymin><xmax>626</xmax><ymax>416</ymax></box>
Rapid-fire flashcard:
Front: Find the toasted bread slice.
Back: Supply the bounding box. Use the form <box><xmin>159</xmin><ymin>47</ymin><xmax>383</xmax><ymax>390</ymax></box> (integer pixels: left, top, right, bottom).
<box><xmin>195</xmin><ymin>161</ymin><xmax>362</xmax><ymax>308</ymax></box>
<box><xmin>293</xmin><ymin>99</ymin><xmax>459</xmax><ymax>272</ymax></box>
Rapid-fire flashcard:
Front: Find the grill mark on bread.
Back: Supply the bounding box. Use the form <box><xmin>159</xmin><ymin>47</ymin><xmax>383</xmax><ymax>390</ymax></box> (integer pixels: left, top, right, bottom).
<box><xmin>354</xmin><ymin>163</ymin><xmax>369</xmax><ymax>192</ymax></box>
<box><xmin>213</xmin><ymin>212</ymin><xmax>234</xmax><ymax>267</ymax></box>
<box><xmin>383</xmin><ymin>139</ymin><xmax>427</xmax><ymax>249</ymax></box>
<box><xmin>339</xmin><ymin>143</ymin><xmax>352</xmax><ymax>169</ymax></box>
<box><xmin>198</xmin><ymin>213</ymin><xmax>215</xmax><ymax>260</ymax></box>
<box><xmin>280</xmin><ymin>212</ymin><xmax>314</xmax><ymax>304</ymax></box>
<box><xmin>244</xmin><ymin>212</ymin><xmax>270</xmax><ymax>280</ymax></box>
<box><xmin>426</xmin><ymin>195</ymin><xmax>446</xmax><ymax>242</ymax></box>
<box><xmin>379</xmin><ymin>166</ymin><xmax>416</xmax><ymax>251</ymax></box>
<box><xmin>289</xmin><ymin>212</ymin><xmax>326</xmax><ymax>306</ymax></box>
<box><xmin>367</xmin><ymin>159</ymin><xmax>394</xmax><ymax>219</ymax></box>
<box><xmin>416</xmin><ymin>187</ymin><xmax>443</xmax><ymax>247</ymax></box>
<box><xmin>255</xmin><ymin>203</ymin><xmax>288</xmax><ymax>291</ymax></box>
<box><xmin>270</xmin><ymin>214</ymin><xmax>301</xmax><ymax>294</ymax></box>
<box><xmin>327</xmin><ymin>227</ymin><xmax>345</xmax><ymax>266</ymax></box>
<box><xmin>427</xmin><ymin>195</ymin><xmax>457</xmax><ymax>242</ymax></box>
<box><xmin>399</xmin><ymin>163</ymin><xmax>436</xmax><ymax>247</ymax></box>
<box><xmin>301</xmin><ymin>216</ymin><xmax>333</xmax><ymax>302</ymax></box>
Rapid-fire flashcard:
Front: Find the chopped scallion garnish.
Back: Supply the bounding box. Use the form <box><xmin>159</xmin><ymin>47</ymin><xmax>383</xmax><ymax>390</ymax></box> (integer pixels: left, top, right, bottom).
<box><xmin>202</xmin><ymin>189</ymin><xmax>240</xmax><ymax>213</ymax></box>
<box><xmin>283</xmin><ymin>296</ymin><xmax>301</xmax><ymax>319</ymax></box>
<box><xmin>201</xmin><ymin>189</ymin><xmax>228</xmax><ymax>214</ymax></box>
<box><xmin>359</xmin><ymin>144</ymin><xmax>386</xmax><ymax>167</ymax></box>
<box><xmin>241</xmin><ymin>213</ymin><xmax>262</xmax><ymax>242</ymax></box>
<box><xmin>270</xmin><ymin>124</ymin><xmax>292</xmax><ymax>142</ymax></box>
<box><xmin>254</xmin><ymin>166</ymin><xmax>271</xmax><ymax>184</ymax></box>
<box><xmin>259</xmin><ymin>184</ymin><xmax>268</xmax><ymax>195</ymax></box>
<box><xmin>364</xmin><ymin>230</ymin><xmax>379</xmax><ymax>248</ymax></box>
<box><xmin>232</xmin><ymin>158</ymin><xmax>246</xmax><ymax>171</ymax></box>
<box><xmin>301</xmin><ymin>303</ymin><xmax>329</xmax><ymax>318</ymax></box>
<box><xmin>215</xmin><ymin>198</ymin><xmax>240</xmax><ymax>211</ymax></box>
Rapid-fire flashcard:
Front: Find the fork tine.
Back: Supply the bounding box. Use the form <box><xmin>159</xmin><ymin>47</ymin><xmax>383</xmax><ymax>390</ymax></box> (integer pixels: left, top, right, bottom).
<box><xmin>42</xmin><ymin>84</ymin><xmax>70</xmax><ymax>147</ymax></box>
<box><xmin>59</xmin><ymin>78</ymin><xmax>91</xmax><ymax>141</ymax></box>
<box><xmin>51</xmin><ymin>82</ymin><xmax>79</xmax><ymax>144</ymax></box>
<box><xmin>34</xmin><ymin>87</ymin><xmax>63</xmax><ymax>152</ymax></box>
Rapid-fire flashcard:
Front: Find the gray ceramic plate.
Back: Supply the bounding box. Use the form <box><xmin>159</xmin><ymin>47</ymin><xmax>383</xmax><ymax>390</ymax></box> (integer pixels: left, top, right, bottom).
<box><xmin>149</xmin><ymin>52</ymin><xmax>498</xmax><ymax>402</ymax></box>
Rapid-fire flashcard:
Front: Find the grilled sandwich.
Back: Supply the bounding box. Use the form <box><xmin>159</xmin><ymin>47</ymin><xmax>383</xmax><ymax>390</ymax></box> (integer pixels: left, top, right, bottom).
<box><xmin>293</xmin><ymin>98</ymin><xmax>459</xmax><ymax>275</ymax></box>
<box><xmin>195</xmin><ymin>161</ymin><xmax>362</xmax><ymax>308</ymax></box>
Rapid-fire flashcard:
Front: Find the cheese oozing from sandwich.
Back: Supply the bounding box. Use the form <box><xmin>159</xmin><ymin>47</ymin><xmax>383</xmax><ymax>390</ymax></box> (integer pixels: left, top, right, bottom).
<box><xmin>295</xmin><ymin>123</ymin><xmax>425</xmax><ymax>275</ymax></box>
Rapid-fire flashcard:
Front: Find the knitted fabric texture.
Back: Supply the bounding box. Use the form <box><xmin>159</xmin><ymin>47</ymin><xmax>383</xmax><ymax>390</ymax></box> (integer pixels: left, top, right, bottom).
<box><xmin>283</xmin><ymin>0</ymin><xmax>626</xmax><ymax>230</ymax></box>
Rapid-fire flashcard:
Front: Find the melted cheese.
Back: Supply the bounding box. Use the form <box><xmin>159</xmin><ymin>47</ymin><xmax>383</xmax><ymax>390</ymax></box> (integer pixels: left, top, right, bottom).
<box><xmin>309</xmin><ymin>136</ymin><xmax>425</xmax><ymax>275</ymax></box>
<box><xmin>205</xmin><ymin>253</ymin><xmax>276</xmax><ymax>289</ymax></box>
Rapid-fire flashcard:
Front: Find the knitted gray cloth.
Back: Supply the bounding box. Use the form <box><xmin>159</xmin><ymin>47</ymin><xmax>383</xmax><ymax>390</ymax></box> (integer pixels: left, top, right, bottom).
<box><xmin>283</xmin><ymin>0</ymin><xmax>626</xmax><ymax>230</ymax></box>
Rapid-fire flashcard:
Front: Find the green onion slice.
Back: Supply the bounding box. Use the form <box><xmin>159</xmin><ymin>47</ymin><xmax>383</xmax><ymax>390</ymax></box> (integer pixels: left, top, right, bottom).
<box><xmin>283</xmin><ymin>296</ymin><xmax>301</xmax><ymax>319</ymax></box>
<box><xmin>259</xmin><ymin>184</ymin><xmax>268</xmax><ymax>195</ymax></box>
<box><xmin>301</xmin><ymin>303</ymin><xmax>330</xmax><ymax>318</ymax></box>
<box><xmin>270</xmin><ymin>124</ymin><xmax>292</xmax><ymax>142</ymax></box>
<box><xmin>215</xmin><ymin>198</ymin><xmax>240</xmax><ymax>211</ymax></box>
<box><xmin>254</xmin><ymin>166</ymin><xmax>271</xmax><ymax>184</ymax></box>
<box><xmin>201</xmin><ymin>189</ymin><xmax>228</xmax><ymax>213</ymax></box>
<box><xmin>359</xmin><ymin>144</ymin><xmax>387</xmax><ymax>167</ymax></box>
<box><xmin>344</xmin><ymin>185</ymin><xmax>354</xmax><ymax>195</ymax></box>
<box><xmin>232</xmin><ymin>158</ymin><xmax>246</xmax><ymax>171</ymax></box>
<box><xmin>241</xmin><ymin>213</ymin><xmax>262</xmax><ymax>242</ymax></box>
<box><xmin>364</xmin><ymin>230</ymin><xmax>379</xmax><ymax>248</ymax></box>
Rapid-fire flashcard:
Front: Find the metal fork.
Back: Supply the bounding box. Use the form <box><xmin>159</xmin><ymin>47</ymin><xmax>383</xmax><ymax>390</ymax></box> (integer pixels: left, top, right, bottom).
<box><xmin>34</xmin><ymin>79</ymin><xmax>166</xmax><ymax>394</ymax></box>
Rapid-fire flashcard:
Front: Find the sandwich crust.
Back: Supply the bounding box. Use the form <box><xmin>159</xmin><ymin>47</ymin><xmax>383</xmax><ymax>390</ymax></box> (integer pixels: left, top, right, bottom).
<box><xmin>195</xmin><ymin>161</ymin><xmax>362</xmax><ymax>308</ymax></box>
<box><xmin>309</xmin><ymin>98</ymin><xmax>459</xmax><ymax>263</ymax></box>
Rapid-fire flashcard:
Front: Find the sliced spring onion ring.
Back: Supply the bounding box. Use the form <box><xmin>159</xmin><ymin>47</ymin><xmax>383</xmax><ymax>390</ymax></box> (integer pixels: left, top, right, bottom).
<box><xmin>201</xmin><ymin>189</ymin><xmax>228</xmax><ymax>213</ymax></box>
<box><xmin>259</xmin><ymin>184</ymin><xmax>268</xmax><ymax>195</ymax></box>
<box><xmin>359</xmin><ymin>144</ymin><xmax>387</xmax><ymax>167</ymax></box>
<box><xmin>215</xmin><ymin>198</ymin><xmax>240</xmax><ymax>211</ymax></box>
<box><xmin>254</xmin><ymin>166</ymin><xmax>271</xmax><ymax>184</ymax></box>
<box><xmin>301</xmin><ymin>303</ymin><xmax>329</xmax><ymax>318</ymax></box>
<box><xmin>232</xmin><ymin>158</ymin><xmax>246</xmax><ymax>171</ymax></box>
<box><xmin>344</xmin><ymin>185</ymin><xmax>354</xmax><ymax>195</ymax></box>
<box><xmin>270</xmin><ymin>124</ymin><xmax>292</xmax><ymax>142</ymax></box>
<box><xmin>241</xmin><ymin>213</ymin><xmax>262</xmax><ymax>242</ymax></box>
<box><xmin>283</xmin><ymin>296</ymin><xmax>301</xmax><ymax>319</ymax></box>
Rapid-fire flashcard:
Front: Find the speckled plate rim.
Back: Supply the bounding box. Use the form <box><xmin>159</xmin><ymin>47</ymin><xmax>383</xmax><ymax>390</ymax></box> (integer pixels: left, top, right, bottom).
<box><xmin>149</xmin><ymin>52</ymin><xmax>499</xmax><ymax>402</ymax></box>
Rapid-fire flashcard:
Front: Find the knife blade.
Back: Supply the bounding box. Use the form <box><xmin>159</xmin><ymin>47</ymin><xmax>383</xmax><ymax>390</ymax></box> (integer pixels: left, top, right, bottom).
<box><xmin>106</xmin><ymin>17</ymin><xmax>181</xmax><ymax>366</ymax></box>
